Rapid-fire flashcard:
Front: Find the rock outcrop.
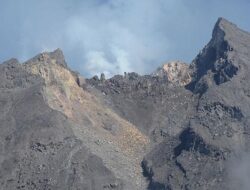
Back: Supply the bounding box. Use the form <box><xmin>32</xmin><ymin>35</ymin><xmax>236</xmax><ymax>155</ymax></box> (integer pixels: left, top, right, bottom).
<box><xmin>153</xmin><ymin>61</ymin><xmax>191</xmax><ymax>86</ymax></box>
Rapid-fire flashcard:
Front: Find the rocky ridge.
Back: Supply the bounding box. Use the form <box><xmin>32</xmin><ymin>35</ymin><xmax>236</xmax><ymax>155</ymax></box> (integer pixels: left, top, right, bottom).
<box><xmin>0</xmin><ymin>49</ymin><xmax>149</xmax><ymax>190</ymax></box>
<box><xmin>0</xmin><ymin>17</ymin><xmax>250</xmax><ymax>190</ymax></box>
<box><xmin>141</xmin><ymin>18</ymin><xmax>250</xmax><ymax>190</ymax></box>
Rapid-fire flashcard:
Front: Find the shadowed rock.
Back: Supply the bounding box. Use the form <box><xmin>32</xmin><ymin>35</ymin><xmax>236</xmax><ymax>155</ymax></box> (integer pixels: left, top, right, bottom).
<box><xmin>141</xmin><ymin>18</ymin><xmax>250</xmax><ymax>190</ymax></box>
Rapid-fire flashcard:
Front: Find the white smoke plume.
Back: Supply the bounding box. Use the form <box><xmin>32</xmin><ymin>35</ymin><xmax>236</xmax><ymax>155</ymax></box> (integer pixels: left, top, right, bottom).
<box><xmin>0</xmin><ymin>0</ymin><xmax>249</xmax><ymax>77</ymax></box>
<box><xmin>226</xmin><ymin>151</ymin><xmax>250</xmax><ymax>190</ymax></box>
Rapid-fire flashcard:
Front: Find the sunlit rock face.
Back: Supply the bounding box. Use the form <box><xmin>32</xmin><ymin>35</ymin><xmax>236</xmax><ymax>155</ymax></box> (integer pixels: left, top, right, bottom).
<box><xmin>153</xmin><ymin>61</ymin><xmax>191</xmax><ymax>86</ymax></box>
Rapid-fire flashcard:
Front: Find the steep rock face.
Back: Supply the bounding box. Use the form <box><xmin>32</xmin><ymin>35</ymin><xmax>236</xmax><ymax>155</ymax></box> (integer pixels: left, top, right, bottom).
<box><xmin>188</xmin><ymin>17</ymin><xmax>250</xmax><ymax>150</ymax></box>
<box><xmin>142</xmin><ymin>18</ymin><xmax>250</xmax><ymax>190</ymax></box>
<box><xmin>187</xmin><ymin>17</ymin><xmax>250</xmax><ymax>93</ymax></box>
<box><xmin>0</xmin><ymin>59</ymin><xmax>122</xmax><ymax>190</ymax></box>
<box><xmin>0</xmin><ymin>50</ymin><xmax>149</xmax><ymax>190</ymax></box>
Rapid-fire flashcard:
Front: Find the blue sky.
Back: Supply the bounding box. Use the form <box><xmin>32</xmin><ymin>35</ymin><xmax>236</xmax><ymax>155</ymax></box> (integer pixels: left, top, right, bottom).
<box><xmin>0</xmin><ymin>0</ymin><xmax>249</xmax><ymax>77</ymax></box>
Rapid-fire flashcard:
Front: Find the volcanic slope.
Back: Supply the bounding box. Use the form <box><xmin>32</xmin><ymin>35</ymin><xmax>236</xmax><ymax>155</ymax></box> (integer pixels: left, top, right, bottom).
<box><xmin>140</xmin><ymin>18</ymin><xmax>250</xmax><ymax>190</ymax></box>
<box><xmin>1</xmin><ymin>17</ymin><xmax>250</xmax><ymax>190</ymax></box>
<box><xmin>0</xmin><ymin>49</ymin><xmax>149</xmax><ymax>190</ymax></box>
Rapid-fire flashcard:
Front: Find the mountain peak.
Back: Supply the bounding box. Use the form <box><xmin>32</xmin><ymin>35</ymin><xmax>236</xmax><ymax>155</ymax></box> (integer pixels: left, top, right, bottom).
<box><xmin>25</xmin><ymin>48</ymin><xmax>67</xmax><ymax>68</ymax></box>
<box><xmin>212</xmin><ymin>17</ymin><xmax>238</xmax><ymax>43</ymax></box>
<box><xmin>48</xmin><ymin>48</ymin><xmax>67</xmax><ymax>67</ymax></box>
<box><xmin>187</xmin><ymin>17</ymin><xmax>250</xmax><ymax>94</ymax></box>
<box><xmin>214</xmin><ymin>17</ymin><xmax>236</xmax><ymax>31</ymax></box>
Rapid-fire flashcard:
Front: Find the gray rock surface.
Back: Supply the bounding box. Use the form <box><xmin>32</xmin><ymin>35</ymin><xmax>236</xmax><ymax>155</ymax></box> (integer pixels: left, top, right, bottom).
<box><xmin>88</xmin><ymin>17</ymin><xmax>250</xmax><ymax>190</ymax></box>
<box><xmin>0</xmin><ymin>53</ymin><xmax>129</xmax><ymax>190</ymax></box>
<box><xmin>141</xmin><ymin>18</ymin><xmax>250</xmax><ymax>190</ymax></box>
<box><xmin>87</xmin><ymin>72</ymin><xmax>196</xmax><ymax>141</ymax></box>
<box><xmin>1</xmin><ymin>17</ymin><xmax>250</xmax><ymax>190</ymax></box>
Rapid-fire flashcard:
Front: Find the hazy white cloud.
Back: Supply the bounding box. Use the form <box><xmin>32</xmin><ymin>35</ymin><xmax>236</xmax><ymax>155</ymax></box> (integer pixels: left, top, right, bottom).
<box><xmin>0</xmin><ymin>0</ymin><xmax>249</xmax><ymax>77</ymax></box>
<box><xmin>227</xmin><ymin>152</ymin><xmax>250</xmax><ymax>190</ymax></box>
<box><xmin>84</xmin><ymin>47</ymin><xmax>132</xmax><ymax>78</ymax></box>
<box><xmin>63</xmin><ymin>0</ymin><xmax>171</xmax><ymax>76</ymax></box>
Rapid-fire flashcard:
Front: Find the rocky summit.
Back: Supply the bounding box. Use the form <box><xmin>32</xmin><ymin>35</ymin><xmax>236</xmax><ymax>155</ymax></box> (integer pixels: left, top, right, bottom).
<box><xmin>0</xmin><ymin>17</ymin><xmax>250</xmax><ymax>190</ymax></box>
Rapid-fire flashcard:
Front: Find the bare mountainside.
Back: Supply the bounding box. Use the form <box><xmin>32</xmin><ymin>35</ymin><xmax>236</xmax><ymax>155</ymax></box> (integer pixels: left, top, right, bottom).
<box><xmin>0</xmin><ymin>17</ymin><xmax>250</xmax><ymax>190</ymax></box>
